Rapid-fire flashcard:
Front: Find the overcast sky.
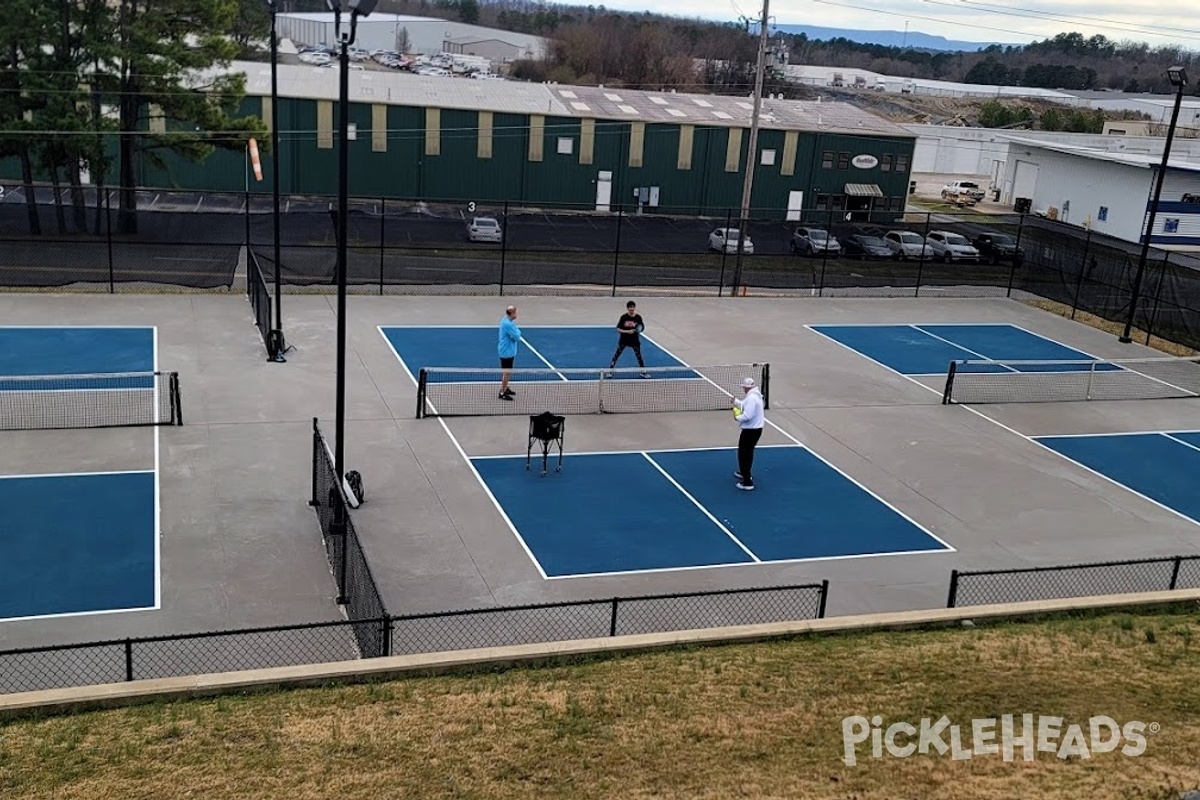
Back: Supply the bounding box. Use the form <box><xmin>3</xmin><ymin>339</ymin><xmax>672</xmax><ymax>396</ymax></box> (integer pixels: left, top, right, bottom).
<box><xmin>583</xmin><ymin>0</ymin><xmax>1200</xmax><ymax>50</ymax></box>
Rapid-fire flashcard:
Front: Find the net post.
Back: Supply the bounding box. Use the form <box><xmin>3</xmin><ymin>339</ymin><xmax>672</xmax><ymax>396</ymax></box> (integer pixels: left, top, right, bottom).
<box><xmin>947</xmin><ymin>570</ymin><xmax>960</xmax><ymax>608</ymax></box>
<box><xmin>416</xmin><ymin>369</ymin><xmax>427</xmax><ymax>419</ymax></box>
<box><xmin>310</xmin><ymin>417</ymin><xmax>320</xmax><ymax>507</ymax></box>
<box><xmin>598</xmin><ymin>367</ymin><xmax>607</xmax><ymax>414</ymax></box>
<box><xmin>941</xmin><ymin>361</ymin><xmax>958</xmax><ymax>404</ymax></box>
<box><xmin>170</xmin><ymin>372</ymin><xmax>183</xmax><ymax>425</ymax></box>
<box><xmin>817</xmin><ymin>579</ymin><xmax>829</xmax><ymax>618</ymax></box>
<box><xmin>1086</xmin><ymin>360</ymin><xmax>1096</xmax><ymax>401</ymax></box>
<box><xmin>761</xmin><ymin>363</ymin><xmax>770</xmax><ymax>409</ymax></box>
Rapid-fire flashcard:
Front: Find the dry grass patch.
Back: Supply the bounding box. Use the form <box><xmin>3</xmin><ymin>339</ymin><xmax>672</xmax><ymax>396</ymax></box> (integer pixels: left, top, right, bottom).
<box><xmin>2</xmin><ymin>609</ymin><xmax>1200</xmax><ymax>800</ymax></box>
<box><xmin>1023</xmin><ymin>298</ymin><xmax>1199</xmax><ymax>357</ymax></box>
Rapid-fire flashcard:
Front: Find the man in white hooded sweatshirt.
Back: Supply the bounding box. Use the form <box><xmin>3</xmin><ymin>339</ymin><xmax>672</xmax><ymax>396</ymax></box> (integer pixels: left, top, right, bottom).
<box><xmin>732</xmin><ymin>376</ymin><xmax>764</xmax><ymax>491</ymax></box>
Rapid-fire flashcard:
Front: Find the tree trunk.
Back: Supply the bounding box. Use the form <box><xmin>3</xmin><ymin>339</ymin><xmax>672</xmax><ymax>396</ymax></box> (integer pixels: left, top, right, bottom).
<box><xmin>116</xmin><ymin>0</ymin><xmax>139</xmax><ymax>234</ymax></box>
<box><xmin>49</xmin><ymin>161</ymin><xmax>68</xmax><ymax>234</ymax></box>
<box><xmin>19</xmin><ymin>145</ymin><xmax>40</xmax><ymax>236</ymax></box>
<box><xmin>118</xmin><ymin>84</ymin><xmax>139</xmax><ymax>234</ymax></box>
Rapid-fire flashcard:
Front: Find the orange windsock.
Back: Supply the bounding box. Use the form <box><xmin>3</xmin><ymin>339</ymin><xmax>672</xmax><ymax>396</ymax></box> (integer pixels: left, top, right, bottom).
<box><xmin>248</xmin><ymin>138</ymin><xmax>263</xmax><ymax>181</ymax></box>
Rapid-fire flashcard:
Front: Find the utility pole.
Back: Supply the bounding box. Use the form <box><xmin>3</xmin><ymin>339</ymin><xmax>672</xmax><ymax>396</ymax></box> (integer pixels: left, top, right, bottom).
<box><xmin>730</xmin><ymin>0</ymin><xmax>770</xmax><ymax>296</ymax></box>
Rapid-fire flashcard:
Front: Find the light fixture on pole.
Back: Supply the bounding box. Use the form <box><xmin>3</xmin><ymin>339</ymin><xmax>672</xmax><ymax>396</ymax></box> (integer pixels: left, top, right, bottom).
<box><xmin>265</xmin><ymin>0</ymin><xmax>286</xmax><ymax>361</ymax></box>
<box><xmin>1121</xmin><ymin>66</ymin><xmax>1187</xmax><ymax>343</ymax></box>
<box><xmin>329</xmin><ymin>0</ymin><xmax>377</xmax><ymax>487</ymax></box>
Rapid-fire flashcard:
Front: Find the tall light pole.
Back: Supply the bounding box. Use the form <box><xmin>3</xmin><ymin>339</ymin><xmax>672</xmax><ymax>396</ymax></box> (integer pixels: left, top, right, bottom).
<box><xmin>266</xmin><ymin>0</ymin><xmax>286</xmax><ymax>361</ymax></box>
<box><xmin>1121</xmin><ymin>66</ymin><xmax>1188</xmax><ymax>343</ymax></box>
<box><xmin>329</xmin><ymin>0</ymin><xmax>377</xmax><ymax>483</ymax></box>
<box><xmin>730</xmin><ymin>0</ymin><xmax>770</xmax><ymax>296</ymax></box>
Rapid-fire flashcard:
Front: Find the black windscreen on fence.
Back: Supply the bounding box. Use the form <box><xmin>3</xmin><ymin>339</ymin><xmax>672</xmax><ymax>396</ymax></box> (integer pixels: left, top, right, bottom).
<box><xmin>4</xmin><ymin>185</ymin><xmax>1200</xmax><ymax>351</ymax></box>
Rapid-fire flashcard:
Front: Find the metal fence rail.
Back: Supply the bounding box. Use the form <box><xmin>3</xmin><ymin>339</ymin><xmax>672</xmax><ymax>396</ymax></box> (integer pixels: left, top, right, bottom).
<box><xmin>947</xmin><ymin>555</ymin><xmax>1200</xmax><ymax>607</ymax></box>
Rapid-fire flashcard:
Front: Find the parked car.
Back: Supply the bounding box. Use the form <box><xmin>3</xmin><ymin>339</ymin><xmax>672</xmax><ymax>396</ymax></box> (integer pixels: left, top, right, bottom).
<box><xmin>708</xmin><ymin>228</ymin><xmax>754</xmax><ymax>254</ymax></box>
<box><xmin>925</xmin><ymin>230</ymin><xmax>981</xmax><ymax>262</ymax></box>
<box><xmin>790</xmin><ymin>227</ymin><xmax>841</xmax><ymax>257</ymax></box>
<box><xmin>466</xmin><ymin>216</ymin><xmax>503</xmax><ymax>243</ymax></box>
<box><xmin>883</xmin><ymin>230</ymin><xmax>932</xmax><ymax>260</ymax></box>
<box><xmin>841</xmin><ymin>233</ymin><xmax>893</xmax><ymax>260</ymax></box>
<box><xmin>940</xmin><ymin>180</ymin><xmax>985</xmax><ymax>202</ymax></box>
<box><xmin>972</xmin><ymin>231</ymin><xmax>1025</xmax><ymax>265</ymax></box>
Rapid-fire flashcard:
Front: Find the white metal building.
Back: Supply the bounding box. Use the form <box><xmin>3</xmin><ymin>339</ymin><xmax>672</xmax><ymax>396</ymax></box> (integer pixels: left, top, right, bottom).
<box><xmin>998</xmin><ymin>137</ymin><xmax>1200</xmax><ymax>250</ymax></box>
<box><xmin>276</xmin><ymin>12</ymin><xmax>549</xmax><ymax>61</ymax></box>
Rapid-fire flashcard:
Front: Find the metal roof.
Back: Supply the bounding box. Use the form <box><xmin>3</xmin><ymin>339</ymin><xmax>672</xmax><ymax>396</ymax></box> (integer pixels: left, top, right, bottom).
<box><xmin>278</xmin><ymin>12</ymin><xmax>445</xmax><ymax>23</ymax></box>
<box><xmin>1000</xmin><ymin>134</ymin><xmax>1200</xmax><ymax>173</ymax></box>
<box><xmin>227</xmin><ymin>61</ymin><xmax>913</xmax><ymax>138</ymax></box>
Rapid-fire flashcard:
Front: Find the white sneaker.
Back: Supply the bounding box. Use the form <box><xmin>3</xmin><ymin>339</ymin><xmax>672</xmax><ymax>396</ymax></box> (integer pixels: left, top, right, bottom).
<box><xmin>736</xmin><ymin>482</ymin><xmax>754</xmax><ymax>491</ymax></box>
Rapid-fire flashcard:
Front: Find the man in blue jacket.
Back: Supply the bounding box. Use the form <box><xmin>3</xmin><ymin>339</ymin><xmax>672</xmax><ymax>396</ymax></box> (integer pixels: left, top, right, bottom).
<box><xmin>498</xmin><ymin>305</ymin><xmax>521</xmax><ymax>401</ymax></box>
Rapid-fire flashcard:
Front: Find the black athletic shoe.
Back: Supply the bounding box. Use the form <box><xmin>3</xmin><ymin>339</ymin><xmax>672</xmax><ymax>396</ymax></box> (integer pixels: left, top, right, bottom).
<box><xmin>734</xmin><ymin>471</ymin><xmax>743</xmax><ymax>480</ymax></box>
<box><xmin>503</xmin><ymin>388</ymin><xmax>515</xmax><ymax>396</ymax></box>
<box><xmin>499</xmin><ymin>392</ymin><xmax>513</xmax><ymax>401</ymax></box>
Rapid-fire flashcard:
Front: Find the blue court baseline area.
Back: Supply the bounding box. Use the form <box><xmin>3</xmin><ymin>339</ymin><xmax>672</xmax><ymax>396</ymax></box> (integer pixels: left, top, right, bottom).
<box><xmin>471</xmin><ymin>445</ymin><xmax>950</xmax><ymax>578</ymax></box>
<box><xmin>0</xmin><ymin>472</ymin><xmax>157</xmax><ymax>621</ymax></box>
<box><xmin>0</xmin><ymin>326</ymin><xmax>156</xmax><ymax>390</ymax></box>
<box><xmin>808</xmin><ymin>323</ymin><xmax>1115</xmax><ymax>377</ymax></box>
<box><xmin>1035</xmin><ymin>431</ymin><xmax>1200</xmax><ymax>527</ymax></box>
<box><xmin>379</xmin><ymin>326</ymin><xmax>698</xmax><ymax>382</ymax></box>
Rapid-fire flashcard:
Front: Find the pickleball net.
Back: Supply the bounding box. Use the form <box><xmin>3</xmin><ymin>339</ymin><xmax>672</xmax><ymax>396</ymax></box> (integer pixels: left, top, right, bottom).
<box><xmin>416</xmin><ymin>363</ymin><xmax>769</xmax><ymax>417</ymax></box>
<box><xmin>942</xmin><ymin>356</ymin><xmax>1200</xmax><ymax>404</ymax></box>
<box><xmin>0</xmin><ymin>372</ymin><xmax>183</xmax><ymax>430</ymax></box>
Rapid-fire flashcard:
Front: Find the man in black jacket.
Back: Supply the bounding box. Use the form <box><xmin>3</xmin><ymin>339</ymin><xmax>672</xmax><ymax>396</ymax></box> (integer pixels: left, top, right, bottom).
<box><xmin>607</xmin><ymin>301</ymin><xmax>649</xmax><ymax>378</ymax></box>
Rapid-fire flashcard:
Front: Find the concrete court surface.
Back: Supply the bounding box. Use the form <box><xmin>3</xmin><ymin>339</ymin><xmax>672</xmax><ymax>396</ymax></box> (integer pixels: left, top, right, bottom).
<box><xmin>1</xmin><ymin>291</ymin><xmax>1198</xmax><ymax>653</ymax></box>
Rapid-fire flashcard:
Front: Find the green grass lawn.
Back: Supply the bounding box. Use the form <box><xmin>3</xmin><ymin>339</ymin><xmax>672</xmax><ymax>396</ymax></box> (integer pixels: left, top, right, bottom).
<box><xmin>4</xmin><ymin>607</ymin><xmax>1199</xmax><ymax>800</ymax></box>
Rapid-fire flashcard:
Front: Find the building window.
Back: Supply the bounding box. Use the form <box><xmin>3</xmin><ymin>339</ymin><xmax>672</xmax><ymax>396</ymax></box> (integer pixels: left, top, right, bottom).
<box><xmin>1165</xmin><ymin>218</ymin><xmax>1180</xmax><ymax>233</ymax></box>
<box><xmin>832</xmin><ymin>194</ymin><xmax>845</xmax><ymax>210</ymax></box>
<box><xmin>821</xmin><ymin>151</ymin><xmax>834</xmax><ymax>169</ymax></box>
<box><xmin>557</xmin><ymin>137</ymin><xmax>574</xmax><ymax>155</ymax></box>
<box><xmin>815</xmin><ymin>194</ymin><xmax>829</xmax><ymax>210</ymax></box>
<box><xmin>837</xmin><ymin>152</ymin><xmax>850</xmax><ymax>169</ymax></box>
<box><xmin>888</xmin><ymin>197</ymin><xmax>904</xmax><ymax>211</ymax></box>
<box><xmin>896</xmin><ymin>154</ymin><xmax>910</xmax><ymax>172</ymax></box>
<box><xmin>760</xmin><ymin>148</ymin><xmax>776</xmax><ymax>166</ymax></box>
<box><xmin>880</xmin><ymin>154</ymin><xmax>893</xmax><ymax>172</ymax></box>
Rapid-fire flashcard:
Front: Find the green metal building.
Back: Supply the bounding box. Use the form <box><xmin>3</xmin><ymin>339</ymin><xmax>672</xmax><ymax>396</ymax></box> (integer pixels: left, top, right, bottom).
<box><xmin>6</xmin><ymin>61</ymin><xmax>917</xmax><ymax>218</ymax></box>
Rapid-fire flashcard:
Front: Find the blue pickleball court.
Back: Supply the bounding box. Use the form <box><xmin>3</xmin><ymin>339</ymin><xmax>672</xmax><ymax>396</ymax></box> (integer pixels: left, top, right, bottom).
<box><xmin>379</xmin><ymin>325</ymin><xmax>700</xmax><ymax>382</ymax></box>
<box><xmin>1036</xmin><ymin>430</ymin><xmax>1200</xmax><ymax>528</ymax></box>
<box><xmin>807</xmin><ymin>323</ymin><xmax>1116</xmax><ymax>376</ymax></box>
<box><xmin>471</xmin><ymin>444</ymin><xmax>952</xmax><ymax>578</ymax></box>
<box><xmin>0</xmin><ymin>471</ymin><xmax>158</xmax><ymax>620</ymax></box>
<box><xmin>0</xmin><ymin>325</ymin><xmax>160</xmax><ymax>623</ymax></box>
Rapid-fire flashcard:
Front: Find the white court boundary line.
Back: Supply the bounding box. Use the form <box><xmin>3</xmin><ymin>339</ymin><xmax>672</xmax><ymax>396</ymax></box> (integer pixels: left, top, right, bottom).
<box><xmin>380</xmin><ymin>325</ymin><xmax>954</xmax><ymax>581</ymax></box>
<box><xmin>640</xmin><ymin>452</ymin><xmax>761</xmax><ymax>563</ymax></box>
<box><xmin>376</xmin><ymin>326</ymin><xmax>550</xmax><ymax>580</ymax></box>
<box><xmin>646</xmin><ymin>336</ymin><xmax>956</xmax><ymax>557</ymax></box>
<box><xmin>0</xmin><ymin>324</ymin><xmax>162</xmax><ymax>625</ymax></box>
<box><xmin>806</xmin><ymin>322</ymin><xmax>1200</xmax><ymax>532</ymax></box>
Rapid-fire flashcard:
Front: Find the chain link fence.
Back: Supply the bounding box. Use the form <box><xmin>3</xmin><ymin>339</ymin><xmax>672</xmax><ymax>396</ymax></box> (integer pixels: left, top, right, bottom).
<box><xmin>3</xmin><ymin>183</ymin><xmax>1199</xmax><ymax>352</ymax></box>
<box><xmin>947</xmin><ymin>555</ymin><xmax>1200</xmax><ymax>607</ymax></box>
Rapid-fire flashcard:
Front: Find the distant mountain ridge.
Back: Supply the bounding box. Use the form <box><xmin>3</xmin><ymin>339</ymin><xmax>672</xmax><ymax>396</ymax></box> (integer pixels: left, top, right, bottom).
<box><xmin>769</xmin><ymin>23</ymin><xmax>1024</xmax><ymax>52</ymax></box>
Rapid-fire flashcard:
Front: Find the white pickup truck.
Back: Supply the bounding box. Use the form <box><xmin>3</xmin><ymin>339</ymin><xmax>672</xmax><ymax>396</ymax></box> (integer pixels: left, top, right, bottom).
<box><xmin>940</xmin><ymin>180</ymin><xmax>986</xmax><ymax>205</ymax></box>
